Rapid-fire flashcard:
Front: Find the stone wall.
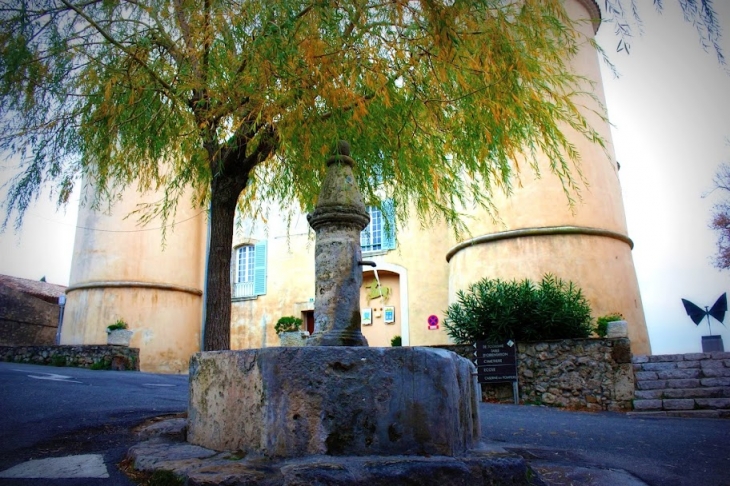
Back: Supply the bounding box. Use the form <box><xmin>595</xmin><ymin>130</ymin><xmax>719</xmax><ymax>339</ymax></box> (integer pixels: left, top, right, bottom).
<box><xmin>0</xmin><ymin>345</ymin><xmax>140</xmax><ymax>371</ymax></box>
<box><xmin>0</xmin><ymin>285</ymin><xmax>58</xmax><ymax>346</ymax></box>
<box><xmin>435</xmin><ymin>338</ymin><xmax>634</xmax><ymax>411</ymax></box>
<box><xmin>632</xmin><ymin>352</ymin><xmax>730</xmax><ymax>416</ymax></box>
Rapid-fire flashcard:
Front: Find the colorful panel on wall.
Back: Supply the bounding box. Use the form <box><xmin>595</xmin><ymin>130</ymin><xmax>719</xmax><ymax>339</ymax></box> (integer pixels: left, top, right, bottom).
<box><xmin>384</xmin><ymin>306</ymin><xmax>395</xmax><ymax>324</ymax></box>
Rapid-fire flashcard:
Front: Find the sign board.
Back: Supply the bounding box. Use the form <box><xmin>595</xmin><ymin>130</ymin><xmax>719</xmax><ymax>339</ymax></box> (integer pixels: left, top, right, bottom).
<box><xmin>427</xmin><ymin>315</ymin><xmax>439</xmax><ymax>330</ymax></box>
<box><xmin>473</xmin><ymin>340</ymin><xmax>517</xmax><ymax>384</ymax></box>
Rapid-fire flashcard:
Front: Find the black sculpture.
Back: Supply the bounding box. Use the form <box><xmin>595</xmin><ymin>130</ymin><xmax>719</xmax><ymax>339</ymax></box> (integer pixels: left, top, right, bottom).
<box><xmin>681</xmin><ymin>293</ymin><xmax>727</xmax><ymax>335</ymax></box>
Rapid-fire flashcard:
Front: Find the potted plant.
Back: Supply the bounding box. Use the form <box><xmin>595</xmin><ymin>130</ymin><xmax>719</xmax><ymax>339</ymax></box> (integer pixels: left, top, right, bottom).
<box><xmin>107</xmin><ymin>318</ymin><xmax>133</xmax><ymax>346</ymax></box>
<box><xmin>276</xmin><ymin>316</ymin><xmax>306</xmax><ymax>346</ymax></box>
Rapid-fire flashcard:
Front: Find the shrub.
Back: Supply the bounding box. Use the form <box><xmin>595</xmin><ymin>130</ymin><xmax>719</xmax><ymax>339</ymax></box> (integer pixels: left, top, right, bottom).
<box><xmin>51</xmin><ymin>355</ymin><xmax>66</xmax><ymax>367</ymax></box>
<box><xmin>595</xmin><ymin>312</ymin><xmax>624</xmax><ymax>338</ymax></box>
<box><xmin>391</xmin><ymin>335</ymin><xmax>402</xmax><ymax>347</ymax></box>
<box><xmin>275</xmin><ymin>316</ymin><xmax>302</xmax><ymax>334</ymax></box>
<box><xmin>107</xmin><ymin>318</ymin><xmax>128</xmax><ymax>332</ymax></box>
<box><xmin>444</xmin><ymin>274</ymin><xmax>593</xmax><ymax>344</ymax></box>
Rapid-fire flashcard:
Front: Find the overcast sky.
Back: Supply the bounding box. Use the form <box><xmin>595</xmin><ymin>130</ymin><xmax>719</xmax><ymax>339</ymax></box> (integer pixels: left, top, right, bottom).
<box><xmin>1</xmin><ymin>3</ymin><xmax>729</xmax><ymax>355</ymax></box>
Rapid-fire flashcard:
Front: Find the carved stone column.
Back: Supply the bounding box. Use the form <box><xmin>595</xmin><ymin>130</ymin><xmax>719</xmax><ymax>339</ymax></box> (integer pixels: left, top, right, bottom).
<box><xmin>306</xmin><ymin>141</ymin><xmax>370</xmax><ymax>346</ymax></box>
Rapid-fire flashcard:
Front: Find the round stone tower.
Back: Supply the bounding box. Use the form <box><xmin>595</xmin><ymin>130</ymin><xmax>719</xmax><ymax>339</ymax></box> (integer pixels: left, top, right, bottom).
<box><xmin>61</xmin><ymin>183</ymin><xmax>207</xmax><ymax>372</ymax></box>
<box><xmin>447</xmin><ymin>0</ymin><xmax>651</xmax><ymax>354</ymax></box>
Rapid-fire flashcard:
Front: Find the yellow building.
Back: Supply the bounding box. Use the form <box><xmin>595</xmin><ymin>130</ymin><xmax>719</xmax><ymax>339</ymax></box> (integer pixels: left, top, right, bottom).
<box><xmin>60</xmin><ymin>0</ymin><xmax>651</xmax><ymax>373</ymax></box>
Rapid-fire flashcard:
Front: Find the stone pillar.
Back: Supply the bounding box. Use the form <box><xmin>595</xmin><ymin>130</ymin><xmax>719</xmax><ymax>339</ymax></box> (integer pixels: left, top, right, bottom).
<box><xmin>306</xmin><ymin>141</ymin><xmax>370</xmax><ymax>346</ymax></box>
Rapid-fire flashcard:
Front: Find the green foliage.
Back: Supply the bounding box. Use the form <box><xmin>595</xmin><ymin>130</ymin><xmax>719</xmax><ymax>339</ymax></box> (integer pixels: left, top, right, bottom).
<box><xmin>390</xmin><ymin>335</ymin><xmax>402</xmax><ymax>347</ymax></box>
<box><xmin>50</xmin><ymin>355</ymin><xmax>66</xmax><ymax>367</ymax></box>
<box><xmin>275</xmin><ymin>316</ymin><xmax>302</xmax><ymax>334</ymax></box>
<box><xmin>595</xmin><ymin>313</ymin><xmax>624</xmax><ymax>338</ymax></box>
<box><xmin>444</xmin><ymin>274</ymin><xmax>593</xmax><ymax>345</ymax></box>
<box><xmin>149</xmin><ymin>470</ymin><xmax>184</xmax><ymax>486</ymax></box>
<box><xmin>107</xmin><ymin>319</ymin><xmax>128</xmax><ymax>332</ymax></box>
<box><xmin>90</xmin><ymin>360</ymin><xmax>111</xmax><ymax>370</ymax></box>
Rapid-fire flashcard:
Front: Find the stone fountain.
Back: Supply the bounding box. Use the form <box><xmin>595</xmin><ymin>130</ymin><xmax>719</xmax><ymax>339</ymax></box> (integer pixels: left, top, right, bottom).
<box><xmin>176</xmin><ymin>143</ymin><xmax>533</xmax><ymax>484</ymax></box>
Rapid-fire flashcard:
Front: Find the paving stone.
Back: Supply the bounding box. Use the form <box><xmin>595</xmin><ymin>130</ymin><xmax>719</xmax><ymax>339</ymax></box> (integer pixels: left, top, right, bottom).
<box><xmin>633</xmin><ymin>399</ymin><xmax>662</xmax><ymax>411</ymax></box>
<box><xmin>656</xmin><ymin>369</ymin><xmax>700</xmax><ymax>380</ymax></box>
<box><xmin>662</xmin><ymin>399</ymin><xmax>695</xmax><ymax>410</ymax></box>
<box><xmin>666</xmin><ymin>379</ymin><xmax>701</xmax><ymax>389</ymax></box>
<box><xmin>694</xmin><ymin>398</ymin><xmax>730</xmax><ymax>409</ymax></box>
<box><xmin>634</xmin><ymin>371</ymin><xmax>658</xmax><ymax>380</ymax></box>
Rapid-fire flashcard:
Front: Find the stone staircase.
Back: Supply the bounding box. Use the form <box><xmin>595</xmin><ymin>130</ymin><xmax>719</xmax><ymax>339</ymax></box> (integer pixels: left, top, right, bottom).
<box><xmin>631</xmin><ymin>352</ymin><xmax>730</xmax><ymax>418</ymax></box>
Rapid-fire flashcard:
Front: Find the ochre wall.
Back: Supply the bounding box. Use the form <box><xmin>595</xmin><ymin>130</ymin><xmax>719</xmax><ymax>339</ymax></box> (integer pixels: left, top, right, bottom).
<box><xmin>62</xmin><ymin>183</ymin><xmax>206</xmax><ymax>373</ymax></box>
<box><xmin>446</xmin><ymin>0</ymin><xmax>651</xmax><ymax>355</ymax></box>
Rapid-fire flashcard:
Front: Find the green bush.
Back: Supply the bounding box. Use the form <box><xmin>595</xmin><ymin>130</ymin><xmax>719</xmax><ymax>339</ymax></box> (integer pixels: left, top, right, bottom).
<box><xmin>390</xmin><ymin>335</ymin><xmax>402</xmax><ymax>347</ymax></box>
<box><xmin>275</xmin><ymin>316</ymin><xmax>302</xmax><ymax>334</ymax></box>
<box><xmin>444</xmin><ymin>274</ymin><xmax>593</xmax><ymax>344</ymax></box>
<box><xmin>107</xmin><ymin>318</ymin><xmax>128</xmax><ymax>332</ymax></box>
<box><xmin>50</xmin><ymin>355</ymin><xmax>66</xmax><ymax>367</ymax></box>
<box><xmin>595</xmin><ymin>312</ymin><xmax>624</xmax><ymax>338</ymax></box>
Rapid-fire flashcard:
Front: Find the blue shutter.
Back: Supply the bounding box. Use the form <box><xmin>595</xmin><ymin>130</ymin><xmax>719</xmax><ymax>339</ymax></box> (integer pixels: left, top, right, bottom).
<box><xmin>382</xmin><ymin>199</ymin><xmax>396</xmax><ymax>250</ymax></box>
<box><xmin>253</xmin><ymin>241</ymin><xmax>267</xmax><ymax>295</ymax></box>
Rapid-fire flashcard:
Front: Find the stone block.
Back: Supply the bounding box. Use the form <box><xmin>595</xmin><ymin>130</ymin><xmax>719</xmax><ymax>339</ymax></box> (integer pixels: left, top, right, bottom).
<box><xmin>701</xmin><ymin>367</ymin><xmax>730</xmax><ymax>378</ymax></box>
<box><xmin>648</xmin><ymin>354</ymin><xmax>684</xmax><ymax>363</ymax></box>
<box><xmin>677</xmin><ymin>360</ymin><xmax>700</xmax><ymax>369</ymax></box>
<box><xmin>662</xmin><ymin>399</ymin><xmax>695</xmax><ymax>410</ymax></box>
<box><xmin>188</xmin><ymin>347</ymin><xmax>480</xmax><ymax>458</ymax></box>
<box><xmin>641</xmin><ymin>363</ymin><xmax>678</xmax><ymax>371</ymax></box>
<box><xmin>684</xmin><ymin>353</ymin><xmax>710</xmax><ymax>361</ymax></box>
<box><xmin>634</xmin><ymin>371</ymin><xmax>658</xmax><ymax>381</ymax></box>
<box><xmin>634</xmin><ymin>390</ymin><xmax>664</xmax><ymax>400</ymax></box>
<box><xmin>700</xmin><ymin>377</ymin><xmax>730</xmax><ymax>387</ymax></box>
<box><xmin>710</xmin><ymin>352</ymin><xmax>730</xmax><ymax>359</ymax></box>
<box><xmin>636</xmin><ymin>380</ymin><xmax>667</xmax><ymax>390</ymax></box>
<box><xmin>700</xmin><ymin>359</ymin><xmax>724</xmax><ymax>369</ymax></box>
<box><xmin>631</xmin><ymin>355</ymin><xmax>649</xmax><ymax>364</ymax></box>
<box><xmin>666</xmin><ymin>379</ymin><xmax>701</xmax><ymax>389</ymax></box>
<box><xmin>656</xmin><ymin>369</ymin><xmax>701</xmax><ymax>380</ymax></box>
<box><xmin>695</xmin><ymin>398</ymin><xmax>730</xmax><ymax>409</ymax></box>
<box><xmin>633</xmin><ymin>399</ymin><xmax>662</xmax><ymax>411</ymax></box>
<box><xmin>662</xmin><ymin>388</ymin><xmax>724</xmax><ymax>399</ymax></box>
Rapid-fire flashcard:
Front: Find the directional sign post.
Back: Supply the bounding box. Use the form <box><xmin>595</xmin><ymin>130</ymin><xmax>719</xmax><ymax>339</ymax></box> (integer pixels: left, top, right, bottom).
<box><xmin>473</xmin><ymin>340</ymin><xmax>519</xmax><ymax>404</ymax></box>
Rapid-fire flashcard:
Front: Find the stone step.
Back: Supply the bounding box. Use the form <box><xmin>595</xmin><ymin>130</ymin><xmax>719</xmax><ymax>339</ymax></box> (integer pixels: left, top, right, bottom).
<box><xmin>634</xmin><ymin>387</ymin><xmax>730</xmax><ymax>400</ymax></box>
<box><xmin>627</xmin><ymin>410</ymin><xmax>730</xmax><ymax>419</ymax></box>
<box><xmin>633</xmin><ymin>397</ymin><xmax>730</xmax><ymax>411</ymax></box>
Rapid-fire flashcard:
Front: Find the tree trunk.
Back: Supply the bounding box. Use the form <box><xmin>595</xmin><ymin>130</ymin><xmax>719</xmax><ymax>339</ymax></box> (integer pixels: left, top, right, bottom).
<box><xmin>203</xmin><ymin>174</ymin><xmax>245</xmax><ymax>351</ymax></box>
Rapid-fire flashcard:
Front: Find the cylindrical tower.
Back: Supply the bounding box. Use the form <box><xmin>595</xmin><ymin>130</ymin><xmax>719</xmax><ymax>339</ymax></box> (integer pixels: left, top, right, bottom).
<box><xmin>447</xmin><ymin>0</ymin><xmax>651</xmax><ymax>354</ymax></box>
<box><xmin>62</xmin><ymin>183</ymin><xmax>207</xmax><ymax>372</ymax></box>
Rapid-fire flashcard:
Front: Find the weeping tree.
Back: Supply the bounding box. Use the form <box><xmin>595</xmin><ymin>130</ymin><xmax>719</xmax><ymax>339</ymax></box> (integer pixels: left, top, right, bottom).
<box><xmin>0</xmin><ymin>0</ymin><xmax>722</xmax><ymax>350</ymax></box>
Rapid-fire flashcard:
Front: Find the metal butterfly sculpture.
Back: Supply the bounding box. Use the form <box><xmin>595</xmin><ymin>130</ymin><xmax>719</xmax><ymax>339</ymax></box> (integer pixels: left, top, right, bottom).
<box><xmin>681</xmin><ymin>293</ymin><xmax>727</xmax><ymax>335</ymax></box>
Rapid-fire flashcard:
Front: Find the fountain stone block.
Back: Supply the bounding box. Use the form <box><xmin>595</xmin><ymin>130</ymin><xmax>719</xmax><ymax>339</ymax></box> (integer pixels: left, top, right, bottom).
<box><xmin>187</xmin><ymin>346</ymin><xmax>480</xmax><ymax>458</ymax></box>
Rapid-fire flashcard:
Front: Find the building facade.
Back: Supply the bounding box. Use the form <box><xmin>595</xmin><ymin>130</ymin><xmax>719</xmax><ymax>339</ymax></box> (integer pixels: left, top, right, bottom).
<box><xmin>60</xmin><ymin>0</ymin><xmax>651</xmax><ymax>373</ymax></box>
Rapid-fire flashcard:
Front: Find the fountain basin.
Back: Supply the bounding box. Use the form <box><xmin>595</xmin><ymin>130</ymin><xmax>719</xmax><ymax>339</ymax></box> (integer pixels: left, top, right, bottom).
<box><xmin>187</xmin><ymin>347</ymin><xmax>480</xmax><ymax>458</ymax></box>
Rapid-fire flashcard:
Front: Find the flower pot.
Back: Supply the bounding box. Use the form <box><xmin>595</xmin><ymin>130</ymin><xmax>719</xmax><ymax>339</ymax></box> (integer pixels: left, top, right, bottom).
<box><xmin>107</xmin><ymin>329</ymin><xmax>133</xmax><ymax>346</ymax></box>
<box><xmin>278</xmin><ymin>331</ymin><xmax>309</xmax><ymax>347</ymax></box>
<box><xmin>701</xmin><ymin>335</ymin><xmax>724</xmax><ymax>353</ymax></box>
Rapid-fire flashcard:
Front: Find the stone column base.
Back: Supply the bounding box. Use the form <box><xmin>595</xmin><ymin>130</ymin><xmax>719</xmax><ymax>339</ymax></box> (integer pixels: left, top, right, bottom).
<box><xmin>187</xmin><ymin>347</ymin><xmax>480</xmax><ymax>458</ymax></box>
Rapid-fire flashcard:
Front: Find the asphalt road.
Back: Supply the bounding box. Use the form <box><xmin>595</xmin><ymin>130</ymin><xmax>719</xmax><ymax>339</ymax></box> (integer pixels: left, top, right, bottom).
<box><xmin>0</xmin><ymin>361</ymin><xmax>188</xmax><ymax>485</ymax></box>
<box><xmin>1</xmin><ymin>361</ymin><xmax>729</xmax><ymax>485</ymax></box>
<box><xmin>480</xmin><ymin>403</ymin><xmax>730</xmax><ymax>486</ymax></box>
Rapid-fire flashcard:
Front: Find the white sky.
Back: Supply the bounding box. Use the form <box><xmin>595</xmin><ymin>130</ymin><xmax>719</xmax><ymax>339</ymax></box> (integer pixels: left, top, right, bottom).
<box><xmin>1</xmin><ymin>3</ymin><xmax>729</xmax><ymax>355</ymax></box>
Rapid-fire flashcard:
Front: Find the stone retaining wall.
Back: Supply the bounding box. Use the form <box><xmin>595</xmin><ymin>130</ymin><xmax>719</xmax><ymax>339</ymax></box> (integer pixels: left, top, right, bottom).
<box><xmin>0</xmin><ymin>345</ymin><xmax>140</xmax><ymax>371</ymax></box>
<box><xmin>632</xmin><ymin>352</ymin><xmax>730</xmax><ymax>415</ymax></box>
<box><xmin>435</xmin><ymin>338</ymin><xmax>634</xmax><ymax>411</ymax></box>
